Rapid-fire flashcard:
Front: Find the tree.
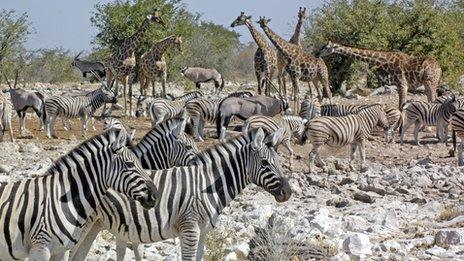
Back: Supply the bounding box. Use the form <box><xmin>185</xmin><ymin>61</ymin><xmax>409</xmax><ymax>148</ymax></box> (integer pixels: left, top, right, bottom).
<box><xmin>90</xmin><ymin>0</ymin><xmax>241</xmax><ymax>81</ymax></box>
<box><xmin>304</xmin><ymin>0</ymin><xmax>464</xmax><ymax>90</ymax></box>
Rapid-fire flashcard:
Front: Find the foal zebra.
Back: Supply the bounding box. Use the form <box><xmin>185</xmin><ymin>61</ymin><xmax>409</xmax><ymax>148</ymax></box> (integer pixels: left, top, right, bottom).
<box><xmin>0</xmin><ymin>128</ymin><xmax>157</xmax><ymax>260</ymax></box>
<box><xmin>70</xmin><ymin>128</ymin><xmax>292</xmax><ymax>261</ymax></box>
<box><xmin>303</xmin><ymin>104</ymin><xmax>389</xmax><ymax>172</ymax></box>
<box><xmin>243</xmin><ymin>115</ymin><xmax>306</xmax><ymax>169</ymax></box>
<box><xmin>185</xmin><ymin>91</ymin><xmax>253</xmax><ymax>141</ymax></box>
<box><xmin>44</xmin><ymin>84</ymin><xmax>117</xmax><ymax>138</ymax></box>
<box><xmin>400</xmin><ymin>96</ymin><xmax>458</xmax><ymax>145</ymax></box>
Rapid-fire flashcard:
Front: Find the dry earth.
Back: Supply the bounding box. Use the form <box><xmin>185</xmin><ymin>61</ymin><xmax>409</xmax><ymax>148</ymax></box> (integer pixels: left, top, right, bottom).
<box><xmin>1</xmin><ymin>82</ymin><xmax>464</xmax><ymax>260</ymax></box>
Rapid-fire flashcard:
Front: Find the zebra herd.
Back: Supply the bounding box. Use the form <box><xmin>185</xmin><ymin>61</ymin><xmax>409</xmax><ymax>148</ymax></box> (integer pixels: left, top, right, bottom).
<box><xmin>4</xmin><ymin>79</ymin><xmax>464</xmax><ymax>259</ymax></box>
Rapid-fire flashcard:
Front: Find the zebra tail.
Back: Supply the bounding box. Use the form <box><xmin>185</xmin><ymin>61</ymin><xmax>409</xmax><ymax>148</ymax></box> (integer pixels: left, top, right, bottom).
<box><xmin>216</xmin><ymin>112</ymin><xmax>223</xmax><ymax>139</ymax></box>
<box><xmin>453</xmin><ymin>130</ymin><xmax>457</xmax><ymax>156</ymax></box>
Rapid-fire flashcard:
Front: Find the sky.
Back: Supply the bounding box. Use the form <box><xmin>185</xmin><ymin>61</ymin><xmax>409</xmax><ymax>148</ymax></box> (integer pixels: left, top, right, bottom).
<box><xmin>1</xmin><ymin>0</ymin><xmax>324</xmax><ymax>52</ymax></box>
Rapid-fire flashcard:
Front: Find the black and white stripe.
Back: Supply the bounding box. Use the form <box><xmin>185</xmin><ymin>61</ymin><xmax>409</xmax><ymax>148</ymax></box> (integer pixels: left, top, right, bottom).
<box><xmin>299</xmin><ymin>96</ymin><xmax>321</xmax><ymax>121</ymax></box>
<box><xmin>304</xmin><ymin>104</ymin><xmax>389</xmax><ymax>172</ymax></box>
<box><xmin>400</xmin><ymin>97</ymin><xmax>458</xmax><ymax>145</ymax></box>
<box><xmin>0</xmin><ymin>128</ymin><xmax>156</xmax><ymax>260</ymax></box>
<box><xmin>451</xmin><ymin>109</ymin><xmax>464</xmax><ymax>165</ymax></box>
<box><xmin>70</xmin><ymin>128</ymin><xmax>292</xmax><ymax>261</ymax></box>
<box><xmin>243</xmin><ymin>115</ymin><xmax>306</xmax><ymax>169</ymax></box>
<box><xmin>44</xmin><ymin>86</ymin><xmax>117</xmax><ymax>138</ymax></box>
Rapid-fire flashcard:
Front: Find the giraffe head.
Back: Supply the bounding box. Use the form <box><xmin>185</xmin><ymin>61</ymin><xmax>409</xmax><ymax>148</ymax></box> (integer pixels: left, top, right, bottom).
<box><xmin>257</xmin><ymin>16</ymin><xmax>271</xmax><ymax>28</ymax></box>
<box><xmin>147</xmin><ymin>9</ymin><xmax>166</xmax><ymax>28</ymax></box>
<box><xmin>230</xmin><ymin>12</ymin><xmax>252</xmax><ymax>27</ymax></box>
<box><xmin>298</xmin><ymin>7</ymin><xmax>307</xmax><ymax>19</ymax></box>
<box><xmin>174</xmin><ymin>35</ymin><xmax>183</xmax><ymax>52</ymax></box>
<box><xmin>317</xmin><ymin>41</ymin><xmax>339</xmax><ymax>57</ymax></box>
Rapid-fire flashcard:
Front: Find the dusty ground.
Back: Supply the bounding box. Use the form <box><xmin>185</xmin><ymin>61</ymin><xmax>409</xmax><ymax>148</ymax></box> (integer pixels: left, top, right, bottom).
<box><xmin>1</xmin><ymin>82</ymin><xmax>464</xmax><ymax>260</ymax></box>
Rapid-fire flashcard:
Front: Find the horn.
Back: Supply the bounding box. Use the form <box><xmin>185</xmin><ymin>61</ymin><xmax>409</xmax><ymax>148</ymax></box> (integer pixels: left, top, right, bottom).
<box><xmin>2</xmin><ymin>71</ymin><xmax>12</xmax><ymax>89</ymax></box>
<box><xmin>90</xmin><ymin>70</ymin><xmax>107</xmax><ymax>87</ymax></box>
<box><xmin>74</xmin><ymin>50</ymin><xmax>84</xmax><ymax>60</ymax></box>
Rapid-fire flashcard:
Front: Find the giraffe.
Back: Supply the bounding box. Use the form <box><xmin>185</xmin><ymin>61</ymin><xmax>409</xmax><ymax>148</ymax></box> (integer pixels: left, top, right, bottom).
<box><xmin>257</xmin><ymin>17</ymin><xmax>332</xmax><ymax>112</ymax></box>
<box><xmin>277</xmin><ymin>7</ymin><xmax>306</xmax><ymax>96</ymax></box>
<box><xmin>106</xmin><ymin>9</ymin><xmax>165</xmax><ymax>116</ymax></box>
<box><xmin>318</xmin><ymin>42</ymin><xmax>441</xmax><ymax>109</ymax></box>
<box><xmin>139</xmin><ymin>35</ymin><xmax>182</xmax><ymax>97</ymax></box>
<box><xmin>231</xmin><ymin>12</ymin><xmax>278</xmax><ymax>96</ymax></box>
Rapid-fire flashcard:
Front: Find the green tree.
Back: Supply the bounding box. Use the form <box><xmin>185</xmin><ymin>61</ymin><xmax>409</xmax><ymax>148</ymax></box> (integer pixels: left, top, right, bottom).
<box><xmin>304</xmin><ymin>0</ymin><xmax>464</xmax><ymax>90</ymax></box>
<box><xmin>25</xmin><ymin>48</ymin><xmax>80</xmax><ymax>83</ymax></box>
<box><xmin>90</xmin><ymin>0</ymin><xmax>241</xmax><ymax>81</ymax></box>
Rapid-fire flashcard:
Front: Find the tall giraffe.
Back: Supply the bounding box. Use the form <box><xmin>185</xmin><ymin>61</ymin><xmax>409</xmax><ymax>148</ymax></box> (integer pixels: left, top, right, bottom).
<box><xmin>318</xmin><ymin>42</ymin><xmax>441</xmax><ymax>109</ymax></box>
<box><xmin>257</xmin><ymin>17</ymin><xmax>332</xmax><ymax>111</ymax></box>
<box><xmin>231</xmin><ymin>12</ymin><xmax>278</xmax><ymax>96</ymax></box>
<box><xmin>277</xmin><ymin>7</ymin><xmax>306</xmax><ymax>96</ymax></box>
<box><xmin>106</xmin><ymin>9</ymin><xmax>165</xmax><ymax>116</ymax></box>
<box><xmin>139</xmin><ymin>35</ymin><xmax>182</xmax><ymax>97</ymax></box>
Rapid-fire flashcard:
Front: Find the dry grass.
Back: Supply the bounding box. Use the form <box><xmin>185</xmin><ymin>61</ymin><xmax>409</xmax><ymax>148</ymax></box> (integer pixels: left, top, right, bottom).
<box><xmin>204</xmin><ymin>226</ymin><xmax>238</xmax><ymax>261</ymax></box>
<box><xmin>437</xmin><ymin>203</ymin><xmax>464</xmax><ymax>222</ymax></box>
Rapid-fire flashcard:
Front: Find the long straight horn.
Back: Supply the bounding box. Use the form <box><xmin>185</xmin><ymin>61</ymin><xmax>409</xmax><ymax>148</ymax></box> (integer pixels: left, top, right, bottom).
<box><xmin>2</xmin><ymin>71</ymin><xmax>12</xmax><ymax>89</ymax></box>
<box><xmin>90</xmin><ymin>69</ymin><xmax>105</xmax><ymax>86</ymax></box>
<box><xmin>74</xmin><ymin>50</ymin><xmax>84</xmax><ymax>60</ymax></box>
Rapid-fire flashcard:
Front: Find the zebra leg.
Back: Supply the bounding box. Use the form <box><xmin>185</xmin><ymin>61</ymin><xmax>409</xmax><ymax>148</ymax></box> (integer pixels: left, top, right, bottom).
<box><xmin>116</xmin><ymin>240</ymin><xmax>128</xmax><ymax>261</ymax></box>
<box><xmin>133</xmin><ymin>243</ymin><xmax>144</xmax><ymax>261</ymax></box>
<box><xmin>8</xmin><ymin>121</ymin><xmax>14</xmax><ymax>142</ymax></box>
<box><xmin>179</xmin><ymin>223</ymin><xmax>201</xmax><ymax>261</ymax></box>
<box><xmin>81</xmin><ymin>116</ymin><xmax>88</xmax><ymax>139</ymax></box>
<box><xmin>128</xmin><ymin>79</ymin><xmax>134</xmax><ymax>117</ymax></box>
<box><xmin>284</xmin><ymin>140</ymin><xmax>294</xmax><ymax>170</ymax></box>
<box><xmin>195</xmin><ymin>232</ymin><xmax>207</xmax><ymax>260</ymax></box>
<box><xmin>219</xmin><ymin>116</ymin><xmax>232</xmax><ymax>142</ymax></box>
<box><xmin>51</xmin><ymin>250</ymin><xmax>69</xmax><ymax>261</ymax></box>
<box><xmin>458</xmin><ymin>142</ymin><xmax>464</xmax><ymax>166</ymax></box>
<box><xmin>48</xmin><ymin>114</ymin><xmax>58</xmax><ymax>139</ymax></box>
<box><xmin>18</xmin><ymin>110</ymin><xmax>25</xmax><ymax>134</ymax></box>
<box><xmin>349</xmin><ymin>142</ymin><xmax>358</xmax><ymax>170</ymax></box>
<box><xmin>413</xmin><ymin>121</ymin><xmax>422</xmax><ymax>146</ymax></box>
<box><xmin>29</xmin><ymin>245</ymin><xmax>51</xmax><ymax>261</ymax></box>
<box><xmin>359</xmin><ymin>140</ymin><xmax>368</xmax><ymax>172</ymax></box>
<box><xmin>69</xmin><ymin>221</ymin><xmax>103</xmax><ymax>261</ymax></box>
<box><xmin>399</xmin><ymin>119</ymin><xmax>414</xmax><ymax>145</ymax></box>
<box><xmin>198</xmin><ymin>119</ymin><xmax>206</xmax><ymax>141</ymax></box>
<box><xmin>192</xmin><ymin>116</ymin><xmax>202</xmax><ymax>141</ymax></box>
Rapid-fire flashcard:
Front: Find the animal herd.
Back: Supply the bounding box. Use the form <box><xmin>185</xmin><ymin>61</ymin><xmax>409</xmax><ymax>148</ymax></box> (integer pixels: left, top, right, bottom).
<box><xmin>0</xmin><ymin>5</ymin><xmax>462</xmax><ymax>261</ymax></box>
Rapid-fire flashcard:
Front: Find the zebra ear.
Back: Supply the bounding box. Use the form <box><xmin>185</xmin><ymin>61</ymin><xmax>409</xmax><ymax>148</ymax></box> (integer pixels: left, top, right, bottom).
<box><xmin>265</xmin><ymin>128</ymin><xmax>284</xmax><ymax>147</ymax></box>
<box><xmin>112</xmin><ymin>129</ymin><xmax>128</xmax><ymax>153</ymax></box>
<box><xmin>302</xmin><ymin>118</ymin><xmax>308</xmax><ymax>125</ymax></box>
<box><xmin>171</xmin><ymin>119</ymin><xmax>186</xmax><ymax>139</ymax></box>
<box><xmin>252</xmin><ymin>128</ymin><xmax>265</xmax><ymax>150</ymax></box>
<box><xmin>128</xmin><ymin>129</ymin><xmax>136</xmax><ymax>144</ymax></box>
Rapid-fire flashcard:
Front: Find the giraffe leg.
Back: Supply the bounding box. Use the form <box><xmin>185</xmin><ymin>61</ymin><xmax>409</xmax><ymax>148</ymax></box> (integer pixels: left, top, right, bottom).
<box><xmin>256</xmin><ymin>71</ymin><xmax>262</xmax><ymax>95</ymax></box>
<box><xmin>291</xmin><ymin>76</ymin><xmax>300</xmax><ymax>113</ymax></box>
<box><xmin>397</xmin><ymin>75</ymin><xmax>408</xmax><ymax>110</ymax></box>
<box><xmin>161</xmin><ymin>70</ymin><xmax>167</xmax><ymax>98</ymax></box>
<box><xmin>151</xmin><ymin>79</ymin><xmax>156</xmax><ymax>97</ymax></box>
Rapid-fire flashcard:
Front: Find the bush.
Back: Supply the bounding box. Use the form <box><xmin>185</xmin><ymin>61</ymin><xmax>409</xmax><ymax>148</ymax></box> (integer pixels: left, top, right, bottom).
<box><xmin>25</xmin><ymin>48</ymin><xmax>81</xmax><ymax>83</ymax></box>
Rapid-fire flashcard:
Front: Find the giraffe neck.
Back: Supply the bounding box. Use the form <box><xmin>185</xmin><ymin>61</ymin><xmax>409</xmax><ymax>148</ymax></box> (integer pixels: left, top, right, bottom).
<box><xmin>150</xmin><ymin>36</ymin><xmax>175</xmax><ymax>55</ymax></box>
<box><xmin>333</xmin><ymin>45</ymin><xmax>391</xmax><ymax>65</ymax></box>
<box><xmin>245</xmin><ymin>22</ymin><xmax>271</xmax><ymax>50</ymax></box>
<box><xmin>119</xmin><ymin>18</ymin><xmax>152</xmax><ymax>55</ymax></box>
<box><xmin>289</xmin><ymin>16</ymin><xmax>304</xmax><ymax>45</ymax></box>
<box><xmin>261</xmin><ymin>25</ymin><xmax>297</xmax><ymax>59</ymax></box>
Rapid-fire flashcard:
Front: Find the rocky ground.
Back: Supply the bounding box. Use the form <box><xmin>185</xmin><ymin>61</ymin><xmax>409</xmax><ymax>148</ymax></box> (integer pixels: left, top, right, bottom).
<box><xmin>1</xmin><ymin>82</ymin><xmax>464</xmax><ymax>260</ymax></box>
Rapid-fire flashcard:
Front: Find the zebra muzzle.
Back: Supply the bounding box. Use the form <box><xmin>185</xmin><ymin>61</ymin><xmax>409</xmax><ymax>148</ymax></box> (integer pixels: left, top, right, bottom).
<box><xmin>273</xmin><ymin>177</ymin><xmax>292</xmax><ymax>203</ymax></box>
<box><xmin>139</xmin><ymin>181</ymin><xmax>159</xmax><ymax>209</ymax></box>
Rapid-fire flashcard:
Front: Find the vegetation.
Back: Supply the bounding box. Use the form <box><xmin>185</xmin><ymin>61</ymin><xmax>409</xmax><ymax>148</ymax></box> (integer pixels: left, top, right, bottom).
<box><xmin>304</xmin><ymin>0</ymin><xmax>464</xmax><ymax>90</ymax></box>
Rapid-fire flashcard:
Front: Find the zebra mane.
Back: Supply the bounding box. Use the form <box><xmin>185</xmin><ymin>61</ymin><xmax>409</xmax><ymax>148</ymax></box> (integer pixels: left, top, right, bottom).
<box><xmin>191</xmin><ymin>131</ymin><xmax>254</xmax><ymax>164</ymax></box>
<box><xmin>42</xmin><ymin>128</ymin><xmax>126</xmax><ymax>177</ymax></box>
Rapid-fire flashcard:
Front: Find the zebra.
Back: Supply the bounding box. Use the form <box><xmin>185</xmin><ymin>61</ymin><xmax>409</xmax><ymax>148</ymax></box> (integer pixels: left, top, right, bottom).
<box><xmin>451</xmin><ymin>109</ymin><xmax>464</xmax><ymax>165</ymax></box>
<box><xmin>303</xmin><ymin>104</ymin><xmax>389</xmax><ymax>172</ymax></box>
<box><xmin>102</xmin><ymin>117</ymin><xmax>199</xmax><ymax>170</ymax></box>
<box><xmin>384</xmin><ymin>106</ymin><xmax>401</xmax><ymax>143</ymax></box>
<box><xmin>136</xmin><ymin>91</ymin><xmax>202</xmax><ymax>120</ymax></box>
<box><xmin>185</xmin><ymin>91</ymin><xmax>253</xmax><ymax>141</ymax></box>
<box><xmin>135</xmin><ymin>95</ymin><xmax>157</xmax><ymax>118</ymax></box>
<box><xmin>243</xmin><ymin>114</ymin><xmax>307</xmax><ymax>169</ymax></box>
<box><xmin>299</xmin><ymin>96</ymin><xmax>321</xmax><ymax>121</ymax></box>
<box><xmin>70</xmin><ymin>128</ymin><xmax>292</xmax><ymax>261</ymax></box>
<box><xmin>0</xmin><ymin>127</ymin><xmax>157</xmax><ymax>260</ymax></box>
<box><xmin>171</xmin><ymin>90</ymin><xmax>204</xmax><ymax>101</ymax></box>
<box><xmin>400</xmin><ymin>96</ymin><xmax>458</xmax><ymax>145</ymax></box>
<box><xmin>44</xmin><ymin>82</ymin><xmax>117</xmax><ymax>139</ymax></box>
<box><xmin>0</xmin><ymin>99</ymin><xmax>14</xmax><ymax>142</ymax></box>
<box><xmin>147</xmin><ymin>98</ymin><xmax>187</xmax><ymax>127</ymax></box>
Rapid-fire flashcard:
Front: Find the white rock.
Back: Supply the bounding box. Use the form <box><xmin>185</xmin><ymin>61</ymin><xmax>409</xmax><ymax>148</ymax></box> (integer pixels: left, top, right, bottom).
<box><xmin>309</xmin><ymin>208</ymin><xmax>343</xmax><ymax>237</ymax></box>
<box><xmin>331</xmin><ymin>252</ymin><xmax>350</xmax><ymax>261</ymax></box>
<box><xmin>381</xmin><ymin>240</ymin><xmax>402</xmax><ymax>253</ymax></box>
<box><xmin>425</xmin><ymin>246</ymin><xmax>447</xmax><ymax>256</ymax></box>
<box><xmin>343</xmin><ymin>233</ymin><xmax>372</xmax><ymax>256</ymax></box>
<box><xmin>223</xmin><ymin>252</ymin><xmax>238</xmax><ymax>261</ymax></box>
<box><xmin>228</xmin><ymin>242</ymin><xmax>250</xmax><ymax>258</ymax></box>
<box><xmin>0</xmin><ymin>164</ymin><xmax>12</xmax><ymax>173</ymax></box>
<box><xmin>288</xmin><ymin>178</ymin><xmax>302</xmax><ymax>195</ymax></box>
<box><xmin>343</xmin><ymin>215</ymin><xmax>369</xmax><ymax>232</ymax></box>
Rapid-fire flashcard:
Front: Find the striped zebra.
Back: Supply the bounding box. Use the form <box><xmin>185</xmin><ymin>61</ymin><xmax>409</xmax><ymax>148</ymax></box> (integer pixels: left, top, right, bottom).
<box><xmin>451</xmin><ymin>109</ymin><xmax>464</xmax><ymax>165</ymax></box>
<box><xmin>135</xmin><ymin>95</ymin><xmax>157</xmax><ymax>118</ymax></box>
<box><xmin>102</xmin><ymin>117</ymin><xmax>199</xmax><ymax>169</ymax></box>
<box><xmin>299</xmin><ymin>96</ymin><xmax>321</xmax><ymax>121</ymax></box>
<box><xmin>400</xmin><ymin>96</ymin><xmax>458</xmax><ymax>145</ymax></box>
<box><xmin>171</xmin><ymin>90</ymin><xmax>203</xmax><ymax>101</ymax></box>
<box><xmin>0</xmin><ymin>128</ymin><xmax>157</xmax><ymax>260</ymax></box>
<box><xmin>147</xmin><ymin>98</ymin><xmax>187</xmax><ymax>127</ymax></box>
<box><xmin>44</xmin><ymin>83</ymin><xmax>117</xmax><ymax>139</ymax></box>
<box><xmin>243</xmin><ymin>115</ymin><xmax>307</xmax><ymax>169</ymax></box>
<box><xmin>0</xmin><ymin>99</ymin><xmax>14</xmax><ymax>142</ymax></box>
<box><xmin>304</xmin><ymin>104</ymin><xmax>389</xmax><ymax>172</ymax></box>
<box><xmin>185</xmin><ymin>91</ymin><xmax>253</xmax><ymax>141</ymax></box>
<box><xmin>70</xmin><ymin>128</ymin><xmax>292</xmax><ymax>261</ymax></box>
